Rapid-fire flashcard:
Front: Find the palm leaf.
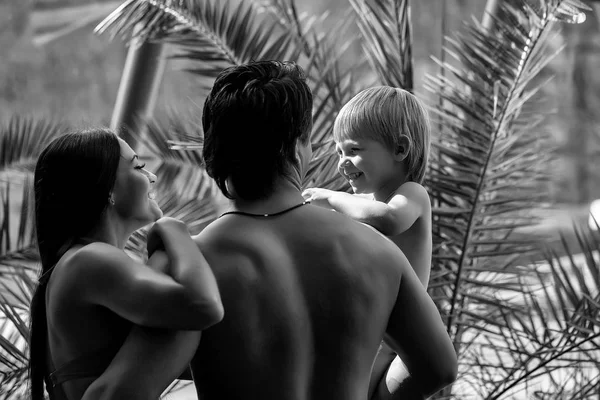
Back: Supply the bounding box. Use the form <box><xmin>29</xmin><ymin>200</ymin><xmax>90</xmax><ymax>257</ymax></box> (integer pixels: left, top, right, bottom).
<box><xmin>0</xmin><ymin>116</ymin><xmax>57</xmax><ymax>269</ymax></box>
<box><xmin>468</xmin><ymin>218</ymin><xmax>600</xmax><ymax>399</ymax></box>
<box><xmin>0</xmin><ymin>269</ymin><xmax>34</xmax><ymax>400</ymax></box>
<box><xmin>422</xmin><ymin>0</ymin><xmax>592</xmax><ymax>397</ymax></box>
<box><xmin>31</xmin><ymin>2</ymin><xmax>122</xmax><ymax>46</ymax></box>
<box><xmin>138</xmin><ymin>117</ymin><xmax>222</xmax><ymax>205</ymax></box>
<box><xmin>425</xmin><ymin>0</ymin><xmax>584</xmax><ymax>333</ymax></box>
<box><xmin>349</xmin><ymin>0</ymin><xmax>413</xmax><ymax>90</ymax></box>
<box><xmin>0</xmin><ymin>116</ymin><xmax>66</xmax><ymax>175</ymax></box>
<box><xmin>96</xmin><ymin>0</ymin><xmax>361</xmax><ymax>192</ymax></box>
<box><xmin>95</xmin><ymin>0</ymin><xmax>301</xmax><ymax>87</ymax></box>
<box><xmin>261</xmin><ymin>0</ymin><xmax>361</xmax><ymax>130</ymax></box>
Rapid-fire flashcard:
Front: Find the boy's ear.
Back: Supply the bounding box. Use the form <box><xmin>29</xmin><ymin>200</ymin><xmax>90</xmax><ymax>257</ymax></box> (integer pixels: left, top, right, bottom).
<box><xmin>393</xmin><ymin>135</ymin><xmax>411</xmax><ymax>162</ymax></box>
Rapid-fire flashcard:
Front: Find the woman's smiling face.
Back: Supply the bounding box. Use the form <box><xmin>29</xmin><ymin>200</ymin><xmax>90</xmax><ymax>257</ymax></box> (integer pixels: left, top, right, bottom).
<box><xmin>110</xmin><ymin>139</ymin><xmax>163</xmax><ymax>226</ymax></box>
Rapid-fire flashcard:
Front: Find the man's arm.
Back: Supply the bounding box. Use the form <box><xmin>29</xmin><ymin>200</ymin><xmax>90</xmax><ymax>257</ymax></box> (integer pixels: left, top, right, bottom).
<box><xmin>368</xmin><ymin>340</ymin><xmax>396</xmax><ymax>399</ymax></box>
<box><xmin>302</xmin><ymin>182</ymin><xmax>427</xmax><ymax>237</ymax></box>
<box><xmin>373</xmin><ymin>250</ymin><xmax>457</xmax><ymax>400</ymax></box>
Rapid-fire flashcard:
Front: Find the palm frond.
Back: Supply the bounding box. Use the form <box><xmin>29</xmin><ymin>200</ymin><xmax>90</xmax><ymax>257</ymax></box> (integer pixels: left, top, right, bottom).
<box><xmin>97</xmin><ymin>0</ymin><xmax>362</xmax><ymax>194</ymax></box>
<box><xmin>464</xmin><ymin>217</ymin><xmax>600</xmax><ymax>399</ymax></box>
<box><xmin>96</xmin><ymin>0</ymin><xmax>300</xmax><ymax>86</ymax></box>
<box><xmin>421</xmin><ymin>0</ymin><xmax>590</xmax><ymax>397</ymax></box>
<box><xmin>136</xmin><ymin>117</ymin><xmax>222</xmax><ymax>204</ymax></box>
<box><xmin>0</xmin><ymin>116</ymin><xmax>66</xmax><ymax>175</ymax></box>
<box><xmin>261</xmin><ymin>0</ymin><xmax>361</xmax><ymax>115</ymax></box>
<box><xmin>260</xmin><ymin>1</ymin><xmax>363</xmax><ymax>189</ymax></box>
<box><xmin>31</xmin><ymin>2</ymin><xmax>122</xmax><ymax>46</ymax></box>
<box><xmin>349</xmin><ymin>0</ymin><xmax>413</xmax><ymax>90</ymax></box>
<box><xmin>0</xmin><ymin>269</ymin><xmax>34</xmax><ymax>400</ymax></box>
<box><xmin>425</xmin><ymin>0</ymin><xmax>584</xmax><ymax>333</ymax></box>
<box><xmin>1</xmin><ymin>162</ymin><xmax>39</xmax><ymax>279</ymax></box>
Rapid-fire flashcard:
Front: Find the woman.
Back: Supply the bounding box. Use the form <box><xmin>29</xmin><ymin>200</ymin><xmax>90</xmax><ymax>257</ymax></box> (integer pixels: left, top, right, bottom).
<box><xmin>28</xmin><ymin>128</ymin><xmax>223</xmax><ymax>400</ymax></box>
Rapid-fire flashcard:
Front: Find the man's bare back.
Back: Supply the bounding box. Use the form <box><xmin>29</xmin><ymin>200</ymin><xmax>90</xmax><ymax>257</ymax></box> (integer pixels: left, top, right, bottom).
<box><xmin>191</xmin><ymin>202</ymin><xmax>450</xmax><ymax>400</ymax></box>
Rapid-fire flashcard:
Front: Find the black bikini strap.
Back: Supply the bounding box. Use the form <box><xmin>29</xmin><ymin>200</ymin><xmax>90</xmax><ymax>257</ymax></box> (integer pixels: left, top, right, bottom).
<box><xmin>48</xmin><ymin>348</ymin><xmax>114</xmax><ymax>387</ymax></box>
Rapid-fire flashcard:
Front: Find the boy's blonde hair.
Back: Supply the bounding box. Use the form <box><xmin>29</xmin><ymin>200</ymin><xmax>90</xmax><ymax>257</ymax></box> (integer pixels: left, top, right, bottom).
<box><xmin>333</xmin><ymin>86</ymin><xmax>431</xmax><ymax>184</ymax></box>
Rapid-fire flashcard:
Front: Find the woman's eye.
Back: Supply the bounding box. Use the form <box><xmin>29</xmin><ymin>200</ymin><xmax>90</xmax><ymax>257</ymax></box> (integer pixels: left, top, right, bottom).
<box><xmin>135</xmin><ymin>163</ymin><xmax>147</xmax><ymax>170</ymax></box>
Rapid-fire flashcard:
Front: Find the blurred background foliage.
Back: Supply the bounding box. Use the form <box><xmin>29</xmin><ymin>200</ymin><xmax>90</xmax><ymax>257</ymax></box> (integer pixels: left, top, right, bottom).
<box><xmin>1</xmin><ymin>0</ymin><xmax>599</xmax><ymax>206</ymax></box>
<box><xmin>1</xmin><ymin>1</ymin><xmax>600</xmax><ymax>399</ymax></box>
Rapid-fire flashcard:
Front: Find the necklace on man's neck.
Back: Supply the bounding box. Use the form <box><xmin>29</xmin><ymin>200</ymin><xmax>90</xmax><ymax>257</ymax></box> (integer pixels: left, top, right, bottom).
<box><xmin>219</xmin><ymin>201</ymin><xmax>310</xmax><ymax>218</ymax></box>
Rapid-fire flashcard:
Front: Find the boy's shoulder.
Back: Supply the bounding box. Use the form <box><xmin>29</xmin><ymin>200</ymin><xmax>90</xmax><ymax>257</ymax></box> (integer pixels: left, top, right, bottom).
<box><xmin>394</xmin><ymin>181</ymin><xmax>430</xmax><ymax>202</ymax></box>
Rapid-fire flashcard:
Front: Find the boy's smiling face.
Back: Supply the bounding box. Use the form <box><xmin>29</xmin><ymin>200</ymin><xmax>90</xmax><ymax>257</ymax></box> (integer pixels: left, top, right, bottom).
<box><xmin>336</xmin><ymin>136</ymin><xmax>404</xmax><ymax>196</ymax></box>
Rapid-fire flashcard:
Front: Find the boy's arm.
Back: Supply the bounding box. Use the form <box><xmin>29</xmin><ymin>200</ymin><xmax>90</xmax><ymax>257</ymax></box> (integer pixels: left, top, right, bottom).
<box><xmin>303</xmin><ymin>182</ymin><xmax>427</xmax><ymax>236</ymax></box>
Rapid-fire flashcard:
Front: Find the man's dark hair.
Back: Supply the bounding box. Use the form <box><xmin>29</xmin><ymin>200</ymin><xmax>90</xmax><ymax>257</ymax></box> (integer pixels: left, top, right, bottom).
<box><xmin>202</xmin><ymin>60</ymin><xmax>313</xmax><ymax>201</ymax></box>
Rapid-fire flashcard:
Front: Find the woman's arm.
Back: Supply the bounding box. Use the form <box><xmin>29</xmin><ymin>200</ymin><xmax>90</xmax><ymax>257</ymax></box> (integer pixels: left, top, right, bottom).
<box><xmin>81</xmin><ymin>329</ymin><xmax>201</xmax><ymax>400</ymax></box>
<box><xmin>146</xmin><ymin>217</ymin><xmax>224</xmax><ymax>324</ymax></box>
<box><xmin>81</xmin><ymin>246</ymin><xmax>203</xmax><ymax>400</ymax></box>
<box><xmin>71</xmin><ymin>218</ymin><xmax>223</xmax><ymax>330</ymax></box>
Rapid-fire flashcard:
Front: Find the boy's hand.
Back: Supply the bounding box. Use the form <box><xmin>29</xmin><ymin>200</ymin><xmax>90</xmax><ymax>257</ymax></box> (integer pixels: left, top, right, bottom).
<box><xmin>302</xmin><ymin>187</ymin><xmax>334</xmax><ymax>208</ymax></box>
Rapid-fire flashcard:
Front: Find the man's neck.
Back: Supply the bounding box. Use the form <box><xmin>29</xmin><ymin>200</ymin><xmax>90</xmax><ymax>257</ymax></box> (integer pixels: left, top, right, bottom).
<box><xmin>228</xmin><ymin>179</ymin><xmax>305</xmax><ymax>216</ymax></box>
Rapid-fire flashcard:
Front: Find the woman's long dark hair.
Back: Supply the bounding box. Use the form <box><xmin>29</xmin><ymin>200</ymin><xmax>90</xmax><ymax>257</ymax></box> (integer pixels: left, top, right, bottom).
<box><xmin>29</xmin><ymin>128</ymin><xmax>121</xmax><ymax>399</ymax></box>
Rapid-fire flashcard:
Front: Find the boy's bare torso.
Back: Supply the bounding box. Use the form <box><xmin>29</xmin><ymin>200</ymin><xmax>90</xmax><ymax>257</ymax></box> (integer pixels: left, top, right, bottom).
<box><xmin>191</xmin><ymin>204</ymin><xmax>405</xmax><ymax>400</ymax></box>
<box><xmin>381</xmin><ymin>184</ymin><xmax>432</xmax><ymax>286</ymax></box>
<box><xmin>388</xmin><ymin>204</ymin><xmax>432</xmax><ymax>286</ymax></box>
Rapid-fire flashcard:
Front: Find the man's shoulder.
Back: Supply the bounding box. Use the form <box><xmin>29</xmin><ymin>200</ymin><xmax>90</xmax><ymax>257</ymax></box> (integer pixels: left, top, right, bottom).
<box><xmin>192</xmin><ymin>206</ymin><xmax>405</xmax><ymax>264</ymax></box>
<box><xmin>305</xmin><ymin>209</ymin><xmax>408</xmax><ymax>268</ymax></box>
<box><xmin>192</xmin><ymin>217</ymin><xmax>225</xmax><ymax>247</ymax></box>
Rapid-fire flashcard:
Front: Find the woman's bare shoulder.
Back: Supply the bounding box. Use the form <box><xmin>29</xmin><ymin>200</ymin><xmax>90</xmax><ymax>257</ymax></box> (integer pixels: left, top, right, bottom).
<box><xmin>60</xmin><ymin>242</ymin><xmax>143</xmax><ymax>286</ymax></box>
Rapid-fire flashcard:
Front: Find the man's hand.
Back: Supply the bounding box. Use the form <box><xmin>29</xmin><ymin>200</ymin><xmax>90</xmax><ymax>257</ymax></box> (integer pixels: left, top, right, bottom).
<box><xmin>302</xmin><ymin>187</ymin><xmax>335</xmax><ymax>208</ymax></box>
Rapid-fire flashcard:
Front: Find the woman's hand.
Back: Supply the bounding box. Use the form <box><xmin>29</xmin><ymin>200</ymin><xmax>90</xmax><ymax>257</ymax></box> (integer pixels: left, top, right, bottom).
<box><xmin>147</xmin><ymin>217</ymin><xmax>189</xmax><ymax>256</ymax></box>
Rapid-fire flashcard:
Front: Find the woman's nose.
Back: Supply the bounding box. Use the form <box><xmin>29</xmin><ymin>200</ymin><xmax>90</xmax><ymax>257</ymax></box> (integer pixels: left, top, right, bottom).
<box><xmin>147</xmin><ymin>171</ymin><xmax>157</xmax><ymax>184</ymax></box>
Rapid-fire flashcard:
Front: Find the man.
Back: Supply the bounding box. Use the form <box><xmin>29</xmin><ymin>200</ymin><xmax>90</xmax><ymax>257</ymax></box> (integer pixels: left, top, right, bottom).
<box><xmin>82</xmin><ymin>61</ymin><xmax>457</xmax><ymax>400</ymax></box>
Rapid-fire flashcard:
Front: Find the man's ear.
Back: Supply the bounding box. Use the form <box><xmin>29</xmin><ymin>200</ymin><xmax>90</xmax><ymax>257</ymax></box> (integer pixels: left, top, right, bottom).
<box><xmin>394</xmin><ymin>135</ymin><xmax>411</xmax><ymax>162</ymax></box>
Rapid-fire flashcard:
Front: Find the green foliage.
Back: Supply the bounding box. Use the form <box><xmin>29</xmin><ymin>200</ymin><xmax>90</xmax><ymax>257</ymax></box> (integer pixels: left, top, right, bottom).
<box><xmin>1</xmin><ymin>0</ymin><xmax>599</xmax><ymax>399</ymax></box>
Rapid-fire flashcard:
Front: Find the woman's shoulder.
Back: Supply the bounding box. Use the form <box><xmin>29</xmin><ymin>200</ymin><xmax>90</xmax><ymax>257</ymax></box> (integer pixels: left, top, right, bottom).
<box><xmin>61</xmin><ymin>242</ymin><xmax>137</xmax><ymax>281</ymax></box>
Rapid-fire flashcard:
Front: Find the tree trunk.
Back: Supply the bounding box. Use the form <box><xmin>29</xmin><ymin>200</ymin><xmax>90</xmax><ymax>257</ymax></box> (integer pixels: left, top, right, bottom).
<box><xmin>437</xmin><ymin>1</ymin><xmax>501</xmax><ymax>399</ymax></box>
<box><xmin>110</xmin><ymin>38</ymin><xmax>167</xmax><ymax>150</ymax></box>
<box><xmin>561</xmin><ymin>4</ymin><xmax>600</xmax><ymax>204</ymax></box>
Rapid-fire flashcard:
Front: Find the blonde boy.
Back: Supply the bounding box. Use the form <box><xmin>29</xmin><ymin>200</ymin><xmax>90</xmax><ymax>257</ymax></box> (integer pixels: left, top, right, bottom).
<box><xmin>303</xmin><ymin>85</ymin><xmax>433</xmax><ymax>398</ymax></box>
<box><xmin>303</xmin><ymin>85</ymin><xmax>432</xmax><ymax>287</ymax></box>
